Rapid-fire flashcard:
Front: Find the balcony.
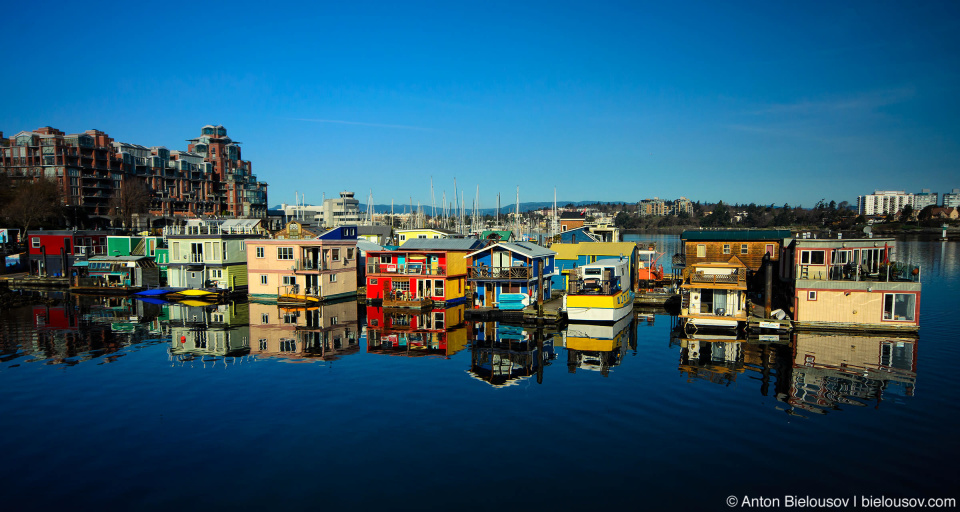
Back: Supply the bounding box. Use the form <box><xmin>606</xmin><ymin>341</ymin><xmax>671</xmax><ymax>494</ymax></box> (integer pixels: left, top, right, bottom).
<box><xmin>467</xmin><ymin>265</ymin><xmax>533</xmax><ymax>280</ymax></box>
<box><xmin>367</xmin><ymin>262</ymin><xmax>447</xmax><ymax>276</ymax></box>
<box><xmin>797</xmin><ymin>262</ymin><xmax>921</xmax><ymax>283</ymax></box>
<box><xmin>687</xmin><ymin>268</ymin><xmax>746</xmax><ymax>285</ymax></box>
<box><xmin>294</xmin><ymin>259</ymin><xmax>329</xmax><ymax>272</ymax></box>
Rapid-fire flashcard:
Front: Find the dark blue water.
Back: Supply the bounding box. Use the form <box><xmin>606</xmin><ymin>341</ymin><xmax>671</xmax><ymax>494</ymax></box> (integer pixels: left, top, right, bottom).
<box><xmin>1</xmin><ymin>238</ymin><xmax>957</xmax><ymax>511</ymax></box>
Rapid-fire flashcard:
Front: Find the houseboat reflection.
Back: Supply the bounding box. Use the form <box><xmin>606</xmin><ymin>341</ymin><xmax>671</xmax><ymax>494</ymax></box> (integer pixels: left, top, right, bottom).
<box><xmin>167</xmin><ymin>301</ymin><xmax>251</xmax><ymax>358</ymax></box>
<box><xmin>467</xmin><ymin>322</ymin><xmax>556</xmax><ymax>387</ymax></box>
<box><xmin>366</xmin><ymin>304</ymin><xmax>468</xmax><ymax>357</ymax></box>
<box><xmin>563</xmin><ymin>315</ymin><xmax>635</xmax><ymax>376</ymax></box>
<box><xmin>785</xmin><ymin>332</ymin><xmax>917</xmax><ymax>415</ymax></box>
<box><xmin>248</xmin><ymin>299</ymin><xmax>359</xmax><ymax>362</ymax></box>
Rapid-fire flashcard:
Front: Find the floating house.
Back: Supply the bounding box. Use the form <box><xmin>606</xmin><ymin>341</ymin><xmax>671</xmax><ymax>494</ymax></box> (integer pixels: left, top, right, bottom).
<box><xmin>464</xmin><ymin>241</ymin><xmax>556</xmax><ymax>309</ymax></box>
<box><xmin>785</xmin><ymin>238</ymin><xmax>921</xmax><ymax>332</ymax></box>
<box><xmin>550</xmin><ymin>241</ymin><xmax>638</xmax><ymax>292</ymax></box>
<box><xmin>552</xmin><ymin>227</ymin><xmax>598</xmax><ymax>245</ymax></box>
<box><xmin>679</xmin><ymin>229</ymin><xmax>791</xmax><ymax>273</ymax></box>
<box><xmin>27</xmin><ymin>230</ymin><xmax>108</xmax><ymax>276</ymax></box>
<box><xmin>679</xmin><ymin>257</ymin><xmax>748</xmax><ymax>332</ymax></box>
<box><xmin>395</xmin><ymin>228</ymin><xmax>457</xmax><ymax>244</ymax></box>
<box><xmin>71</xmin><ymin>255</ymin><xmax>160</xmax><ymax>293</ymax></box>
<box><xmin>273</xmin><ymin>220</ymin><xmax>322</xmax><ymax>240</ymax></box>
<box><xmin>358</xmin><ymin>225</ymin><xmax>393</xmax><ymax>246</ymax></box>
<box><xmin>480</xmin><ymin>230</ymin><xmax>515</xmax><ymax>243</ymax></box>
<box><xmin>165</xmin><ymin>219</ymin><xmax>264</xmax><ymax>292</ymax></box>
<box><xmin>248</xmin><ymin>300</ymin><xmax>360</xmax><ymax>361</ymax></box>
<box><xmin>365</xmin><ymin>304</ymin><xmax>468</xmax><ymax>358</ymax></box>
<box><xmin>559</xmin><ymin>211</ymin><xmax>586</xmax><ymax>232</ymax></box>
<box><xmin>245</xmin><ymin>226</ymin><xmax>359</xmax><ymax>304</ymax></box>
<box><xmin>365</xmin><ymin>238</ymin><xmax>484</xmax><ymax>308</ymax></box>
<box><xmin>563</xmin><ymin>256</ymin><xmax>635</xmax><ymax>323</ymax></box>
<box><xmin>106</xmin><ymin>235</ymin><xmax>169</xmax><ymax>284</ymax></box>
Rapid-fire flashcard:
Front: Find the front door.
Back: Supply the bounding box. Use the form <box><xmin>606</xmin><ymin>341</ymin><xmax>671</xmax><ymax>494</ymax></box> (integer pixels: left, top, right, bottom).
<box><xmin>186</xmin><ymin>269</ymin><xmax>204</xmax><ymax>289</ymax></box>
<box><xmin>485</xmin><ymin>283</ymin><xmax>494</xmax><ymax>306</ymax></box>
<box><xmin>306</xmin><ymin>275</ymin><xmax>320</xmax><ymax>296</ymax></box>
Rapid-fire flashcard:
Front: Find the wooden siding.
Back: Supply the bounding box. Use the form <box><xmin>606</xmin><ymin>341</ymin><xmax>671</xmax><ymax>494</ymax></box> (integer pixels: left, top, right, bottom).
<box><xmin>684</xmin><ymin>240</ymin><xmax>779</xmax><ymax>270</ymax></box>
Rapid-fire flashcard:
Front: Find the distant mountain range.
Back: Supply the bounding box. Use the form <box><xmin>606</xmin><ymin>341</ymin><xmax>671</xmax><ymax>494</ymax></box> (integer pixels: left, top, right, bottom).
<box><xmin>270</xmin><ymin>200</ymin><xmax>622</xmax><ymax>215</ymax></box>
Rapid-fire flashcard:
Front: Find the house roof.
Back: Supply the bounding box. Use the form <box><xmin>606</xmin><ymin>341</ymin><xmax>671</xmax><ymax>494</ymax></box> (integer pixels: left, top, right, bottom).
<box><xmin>358</xmin><ymin>225</ymin><xmax>392</xmax><ymax>236</ymax></box>
<box><xmin>560</xmin><ymin>211</ymin><xmax>585</xmax><ymax>220</ymax></box>
<box><xmin>221</xmin><ymin>219</ymin><xmax>262</xmax><ymax>229</ymax></box>
<box><xmin>681</xmin><ymin>229</ymin><xmax>791</xmax><ymax>241</ymax></box>
<box><xmin>356</xmin><ymin>240</ymin><xmax>384</xmax><ymax>253</ymax></box>
<box><xmin>88</xmin><ymin>255</ymin><xmax>152</xmax><ymax>262</ymax></box>
<box><xmin>552</xmin><ymin>241</ymin><xmax>637</xmax><ymax>260</ymax></box>
<box><xmin>399</xmin><ymin>238</ymin><xmax>485</xmax><ymax>251</ymax></box>
<box><xmin>465</xmin><ymin>241</ymin><xmax>555</xmax><ymax>259</ymax></box>
<box><xmin>480</xmin><ymin>230</ymin><xmax>513</xmax><ymax>240</ymax></box>
<box><xmin>397</xmin><ymin>228</ymin><xmax>456</xmax><ymax>235</ymax></box>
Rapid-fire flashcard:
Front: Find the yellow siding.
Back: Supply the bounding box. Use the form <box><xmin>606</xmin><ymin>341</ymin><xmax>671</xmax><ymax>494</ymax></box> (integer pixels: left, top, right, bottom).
<box><xmin>446</xmin><ymin>251</ymin><xmax>468</xmax><ymax>275</ymax></box>
<box><xmin>225</xmin><ymin>265</ymin><xmax>248</xmax><ymax>289</ymax></box>
<box><xmin>796</xmin><ymin>289</ymin><xmax>882</xmax><ymax>324</ymax></box>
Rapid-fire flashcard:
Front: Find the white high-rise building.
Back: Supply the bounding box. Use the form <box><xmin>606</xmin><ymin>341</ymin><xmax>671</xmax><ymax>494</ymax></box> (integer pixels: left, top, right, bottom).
<box><xmin>857</xmin><ymin>190</ymin><xmax>913</xmax><ymax>216</ymax></box>
<box><xmin>943</xmin><ymin>189</ymin><xmax>960</xmax><ymax>208</ymax></box>
<box><xmin>913</xmin><ymin>189</ymin><xmax>938</xmax><ymax>210</ymax></box>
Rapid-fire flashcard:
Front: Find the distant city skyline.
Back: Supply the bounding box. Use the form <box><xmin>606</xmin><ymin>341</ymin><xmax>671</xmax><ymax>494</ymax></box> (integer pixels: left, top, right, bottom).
<box><xmin>3</xmin><ymin>1</ymin><xmax>958</xmax><ymax>208</ymax></box>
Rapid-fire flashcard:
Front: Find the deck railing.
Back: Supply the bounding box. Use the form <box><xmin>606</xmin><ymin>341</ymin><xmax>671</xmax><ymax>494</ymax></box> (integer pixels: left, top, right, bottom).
<box><xmin>685</xmin><ymin>268</ymin><xmax>746</xmax><ymax>285</ymax></box>
<box><xmin>797</xmin><ymin>262</ymin><xmax>921</xmax><ymax>283</ymax></box>
<box><xmin>367</xmin><ymin>262</ymin><xmax>447</xmax><ymax>276</ymax></box>
<box><xmin>467</xmin><ymin>266</ymin><xmax>533</xmax><ymax>280</ymax></box>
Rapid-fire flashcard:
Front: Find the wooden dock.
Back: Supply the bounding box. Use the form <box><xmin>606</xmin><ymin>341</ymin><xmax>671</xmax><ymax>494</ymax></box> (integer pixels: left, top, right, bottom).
<box><xmin>0</xmin><ymin>273</ymin><xmax>69</xmax><ymax>289</ymax></box>
<box><xmin>465</xmin><ymin>296</ymin><xmax>566</xmax><ymax>326</ymax></box>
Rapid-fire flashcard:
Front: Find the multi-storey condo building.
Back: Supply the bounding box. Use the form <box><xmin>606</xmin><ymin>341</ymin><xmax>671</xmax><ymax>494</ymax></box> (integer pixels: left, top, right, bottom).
<box><xmin>912</xmin><ymin>189</ymin><xmax>938</xmax><ymax>210</ymax></box>
<box><xmin>671</xmin><ymin>197</ymin><xmax>693</xmax><ymax>215</ymax></box>
<box><xmin>943</xmin><ymin>189</ymin><xmax>960</xmax><ymax>208</ymax></box>
<box><xmin>857</xmin><ymin>190</ymin><xmax>913</xmax><ymax>216</ymax></box>
<box><xmin>0</xmin><ymin>125</ymin><xmax>267</xmax><ymax>220</ymax></box>
<box><xmin>639</xmin><ymin>198</ymin><xmax>668</xmax><ymax>216</ymax></box>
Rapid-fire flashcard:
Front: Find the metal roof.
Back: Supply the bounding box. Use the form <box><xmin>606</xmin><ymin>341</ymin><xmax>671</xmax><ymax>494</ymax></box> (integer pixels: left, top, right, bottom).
<box><xmin>681</xmin><ymin>229</ymin><xmax>792</xmax><ymax>241</ymax></box>
<box><xmin>465</xmin><ymin>242</ymin><xmax>555</xmax><ymax>259</ymax></box>
<box><xmin>399</xmin><ymin>239</ymin><xmax>485</xmax><ymax>251</ymax></box>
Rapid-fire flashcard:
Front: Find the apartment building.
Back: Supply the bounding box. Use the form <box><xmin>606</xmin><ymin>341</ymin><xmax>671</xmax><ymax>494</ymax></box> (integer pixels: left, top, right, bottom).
<box><xmin>0</xmin><ymin>125</ymin><xmax>267</xmax><ymax>220</ymax></box>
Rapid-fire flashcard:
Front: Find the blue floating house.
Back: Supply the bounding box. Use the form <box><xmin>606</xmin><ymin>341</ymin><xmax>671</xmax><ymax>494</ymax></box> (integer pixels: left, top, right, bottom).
<box><xmin>464</xmin><ymin>242</ymin><xmax>557</xmax><ymax>309</ymax></box>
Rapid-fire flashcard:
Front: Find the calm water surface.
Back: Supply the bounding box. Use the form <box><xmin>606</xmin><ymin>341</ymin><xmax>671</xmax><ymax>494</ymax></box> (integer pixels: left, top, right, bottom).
<box><xmin>1</xmin><ymin>237</ymin><xmax>957</xmax><ymax>511</ymax></box>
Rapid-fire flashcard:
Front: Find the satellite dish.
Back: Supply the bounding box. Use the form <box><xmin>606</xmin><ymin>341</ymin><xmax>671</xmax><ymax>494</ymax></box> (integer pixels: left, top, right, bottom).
<box><xmin>863</xmin><ymin>226</ymin><xmax>872</xmax><ymax>234</ymax></box>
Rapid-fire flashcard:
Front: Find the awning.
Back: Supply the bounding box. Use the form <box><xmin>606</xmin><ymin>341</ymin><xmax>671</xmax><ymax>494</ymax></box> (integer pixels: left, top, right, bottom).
<box><xmin>72</xmin><ymin>261</ymin><xmax>90</xmax><ymax>267</ymax></box>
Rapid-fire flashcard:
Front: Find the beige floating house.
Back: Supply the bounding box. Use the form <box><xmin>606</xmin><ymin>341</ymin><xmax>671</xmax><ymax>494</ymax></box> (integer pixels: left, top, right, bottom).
<box><xmin>785</xmin><ymin>238</ymin><xmax>921</xmax><ymax>332</ymax></box>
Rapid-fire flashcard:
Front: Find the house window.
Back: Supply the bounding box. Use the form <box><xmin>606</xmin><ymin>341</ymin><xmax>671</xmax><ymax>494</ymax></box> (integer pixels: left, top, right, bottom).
<box><xmin>259</xmin><ymin>338</ymin><xmax>267</xmax><ymax>351</ymax></box>
<box><xmin>279</xmin><ymin>338</ymin><xmax>296</xmax><ymax>352</ymax></box>
<box><xmin>210</xmin><ymin>269</ymin><xmax>222</xmax><ymax>279</ymax></box>
<box><xmin>399</xmin><ymin>235</ymin><xmax>406</xmax><ymax>242</ymax></box>
<box><xmin>346</xmin><ymin>248</ymin><xmax>355</xmax><ymax>260</ymax></box>
<box><xmin>883</xmin><ymin>293</ymin><xmax>916</xmax><ymax>322</ymax></box>
<box><xmin>723</xmin><ymin>244</ymin><xmax>730</xmax><ymax>254</ymax></box>
<box><xmin>380</xmin><ymin>255</ymin><xmax>391</xmax><ymax>264</ymax></box>
<box><xmin>261</xmin><ymin>313</ymin><xmax>269</xmax><ymax>324</ymax></box>
<box><xmin>800</xmin><ymin>250</ymin><xmax>826</xmax><ymax>265</ymax></box>
<box><xmin>696</xmin><ymin>244</ymin><xmax>706</xmax><ymax>258</ymax></box>
<box><xmin>330</xmin><ymin>316</ymin><xmax>339</xmax><ymax>325</ymax></box>
<box><xmin>807</xmin><ymin>291</ymin><xmax>817</xmax><ymax>301</ymax></box>
<box><xmin>282</xmin><ymin>276</ymin><xmax>296</xmax><ymax>286</ymax></box>
<box><xmin>283</xmin><ymin>312</ymin><xmax>297</xmax><ymax>324</ymax></box>
<box><xmin>741</xmin><ymin>244</ymin><xmax>748</xmax><ymax>254</ymax></box>
<box><xmin>260</xmin><ymin>275</ymin><xmax>268</xmax><ymax>285</ymax></box>
<box><xmin>330</xmin><ymin>273</ymin><xmax>337</xmax><ymax>283</ymax></box>
<box><xmin>32</xmin><ymin>238</ymin><xmax>40</xmax><ymax>248</ymax></box>
<box><xmin>370</xmin><ymin>279</ymin><xmax>378</xmax><ymax>285</ymax></box>
<box><xmin>332</xmin><ymin>248</ymin><xmax>340</xmax><ymax>261</ymax></box>
<box><xmin>256</xmin><ymin>247</ymin><xmax>264</xmax><ymax>258</ymax></box>
<box><xmin>277</xmin><ymin>247</ymin><xmax>293</xmax><ymax>260</ymax></box>
<box><xmin>434</xmin><ymin>280</ymin><xmax>444</xmax><ymax>296</ymax></box>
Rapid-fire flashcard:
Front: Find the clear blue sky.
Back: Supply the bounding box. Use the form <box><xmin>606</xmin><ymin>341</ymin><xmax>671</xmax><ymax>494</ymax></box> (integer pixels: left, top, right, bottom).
<box><xmin>3</xmin><ymin>0</ymin><xmax>958</xmax><ymax>208</ymax></box>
